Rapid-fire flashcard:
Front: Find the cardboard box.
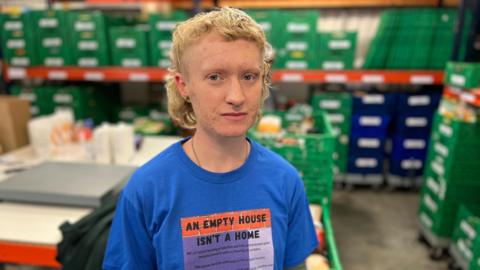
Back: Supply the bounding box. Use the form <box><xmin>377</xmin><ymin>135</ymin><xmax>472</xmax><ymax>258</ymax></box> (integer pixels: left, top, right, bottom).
<box><xmin>0</xmin><ymin>96</ymin><xmax>31</xmax><ymax>152</ymax></box>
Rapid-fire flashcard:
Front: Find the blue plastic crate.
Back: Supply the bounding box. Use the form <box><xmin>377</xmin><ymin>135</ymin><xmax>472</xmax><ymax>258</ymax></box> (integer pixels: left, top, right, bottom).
<box><xmin>393</xmin><ymin>114</ymin><xmax>433</xmax><ymax>137</ymax></box>
<box><xmin>391</xmin><ymin>136</ymin><xmax>429</xmax><ymax>160</ymax></box>
<box><xmin>349</xmin><ymin>135</ymin><xmax>386</xmax><ymax>156</ymax></box>
<box><xmin>353</xmin><ymin>93</ymin><xmax>396</xmax><ymax>115</ymax></box>
<box><xmin>389</xmin><ymin>157</ymin><xmax>424</xmax><ymax>177</ymax></box>
<box><xmin>351</xmin><ymin>114</ymin><xmax>391</xmax><ymax>136</ymax></box>
<box><xmin>396</xmin><ymin>92</ymin><xmax>441</xmax><ymax>113</ymax></box>
<box><xmin>348</xmin><ymin>154</ymin><xmax>384</xmax><ymax>174</ymax></box>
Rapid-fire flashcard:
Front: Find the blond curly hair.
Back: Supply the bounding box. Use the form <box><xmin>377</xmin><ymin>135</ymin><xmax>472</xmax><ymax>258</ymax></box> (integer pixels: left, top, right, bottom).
<box><xmin>165</xmin><ymin>7</ymin><xmax>272</xmax><ymax>129</ymax></box>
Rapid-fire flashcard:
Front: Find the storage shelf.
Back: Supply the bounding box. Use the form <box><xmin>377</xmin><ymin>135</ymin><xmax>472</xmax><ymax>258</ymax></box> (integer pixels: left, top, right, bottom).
<box><xmin>4</xmin><ymin>66</ymin><xmax>444</xmax><ymax>85</ymax></box>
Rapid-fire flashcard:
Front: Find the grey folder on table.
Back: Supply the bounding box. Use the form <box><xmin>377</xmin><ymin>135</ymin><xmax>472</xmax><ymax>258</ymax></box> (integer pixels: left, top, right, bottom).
<box><xmin>0</xmin><ymin>162</ymin><xmax>136</xmax><ymax>207</ymax></box>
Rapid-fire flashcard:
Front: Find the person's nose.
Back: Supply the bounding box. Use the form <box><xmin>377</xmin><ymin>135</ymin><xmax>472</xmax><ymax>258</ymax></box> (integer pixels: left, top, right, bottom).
<box><xmin>225</xmin><ymin>77</ymin><xmax>246</xmax><ymax>109</ymax></box>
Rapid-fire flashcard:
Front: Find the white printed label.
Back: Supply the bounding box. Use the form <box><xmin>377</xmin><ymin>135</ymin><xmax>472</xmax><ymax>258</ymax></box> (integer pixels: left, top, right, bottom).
<box><xmin>358</xmin><ymin>138</ymin><xmax>380</xmax><ymax>148</ymax></box>
<box><xmin>319</xmin><ymin>100</ymin><xmax>341</xmax><ymax>110</ymax></box>
<box><xmin>401</xmin><ymin>159</ymin><xmax>422</xmax><ymax>169</ymax></box>
<box><xmin>75</xmin><ymin>21</ymin><xmax>95</xmax><ymax>31</ymax></box>
<box><xmin>406</xmin><ymin>117</ymin><xmax>428</xmax><ymax>127</ymax></box>
<box><xmin>286</xmin><ymin>41</ymin><xmax>307</xmax><ymax>51</ymax></box>
<box><xmin>434</xmin><ymin>142</ymin><xmax>448</xmax><ymax>157</ymax></box>
<box><xmin>281</xmin><ymin>73</ymin><xmax>303</xmax><ymax>82</ymax></box>
<box><xmin>328</xmin><ymin>40</ymin><xmax>351</xmax><ymax>50</ymax></box>
<box><xmin>159</xmin><ymin>59</ymin><xmax>171</xmax><ymax>67</ymax></box>
<box><xmin>426</xmin><ymin>177</ymin><xmax>439</xmax><ymax>196</ymax></box>
<box><xmin>42</xmin><ymin>38</ymin><xmax>62</xmax><ymax>47</ymax></box>
<box><xmin>84</xmin><ymin>71</ymin><xmax>104</xmax><ymax>81</ymax></box>
<box><xmin>355</xmin><ymin>158</ymin><xmax>377</xmax><ymax>168</ymax></box>
<box><xmin>322</xmin><ymin>61</ymin><xmax>344</xmax><ymax>70</ymax></box>
<box><xmin>259</xmin><ymin>22</ymin><xmax>271</xmax><ymax>32</ymax></box>
<box><xmin>156</xmin><ymin>21</ymin><xmax>176</xmax><ymax>31</ymax></box>
<box><xmin>122</xmin><ymin>58</ymin><xmax>141</xmax><ymax>67</ymax></box>
<box><xmin>45</xmin><ymin>58</ymin><xmax>64</xmax><ymax>67</ymax></box>
<box><xmin>79</xmin><ymin>58</ymin><xmax>99</xmax><ymax>67</ymax></box>
<box><xmin>78</xmin><ymin>41</ymin><xmax>98</xmax><ymax>50</ymax></box>
<box><xmin>7</xmin><ymin>39</ymin><xmax>25</xmax><ymax>49</ymax></box>
<box><xmin>5</xmin><ymin>21</ymin><xmax>23</xmax><ymax>30</ymax></box>
<box><xmin>458</xmin><ymin>239</ymin><xmax>473</xmax><ymax>260</ymax></box>
<box><xmin>410</xmin><ymin>75</ymin><xmax>434</xmax><ymax>84</ymax></box>
<box><xmin>47</xmin><ymin>70</ymin><xmax>67</xmax><ymax>79</ymax></box>
<box><xmin>332</xmin><ymin>127</ymin><xmax>341</xmax><ymax>135</ymax></box>
<box><xmin>54</xmin><ymin>93</ymin><xmax>72</xmax><ymax>103</ymax></box>
<box><xmin>325</xmin><ymin>74</ymin><xmax>347</xmax><ymax>83</ymax></box>
<box><xmin>158</xmin><ymin>41</ymin><xmax>172</xmax><ymax>50</ymax></box>
<box><xmin>39</xmin><ymin>18</ymin><xmax>58</xmax><ymax>28</ymax></box>
<box><xmin>7</xmin><ymin>67</ymin><xmax>26</xmax><ymax>79</ymax></box>
<box><xmin>439</xmin><ymin>124</ymin><xmax>453</xmax><ymax>137</ymax></box>
<box><xmin>116</xmin><ymin>38</ymin><xmax>136</xmax><ymax>48</ymax></box>
<box><xmin>461</xmin><ymin>93</ymin><xmax>475</xmax><ymax>103</ymax></box>
<box><xmin>286</xmin><ymin>61</ymin><xmax>307</xmax><ymax>70</ymax></box>
<box><xmin>11</xmin><ymin>57</ymin><xmax>29</xmax><ymax>66</ymax></box>
<box><xmin>423</xmin><ymin>194</ymin><xmax>438</xmax><ymax>212</ymax></box>
<box><xmin>19</xmin><ymin>93</ymin><xmax>36</xmax><ymax>102</ymax></box>
<box><xmin>408</xmin><ymin>95</ymin><xmax>431</xmax><ymax>106</ymax></box>
<box><xmin>327</xmin><ymin>113</ymin><xmax>344</xmax><ymax>123</ymax></box>
<box><xmin>361</xmin><ymin>75</ymin><xmax>384</xmax><ymax>84</ymax></box>
<box><xmin>431</xmin><ymin>161</ymin><xmax>445</xmax><ymax>176</ymax></box>
<box><xmin>129</xmin><ymin>73</ymin><xmax>150</xmax><ymax>81</ymax></box>
<box><xmin>359</xmin><ymin>116</ymin><xmax>381</xmax><ymax>126</ymax></box>
<box><xmin>420</xmin><ymin>212</ymin><xmax>433</xmax><ymax>228</ymax></box>
<box><xmin>287</xmin><ymin>23</ymin><xmax>309</xmax><ymax>33</ymax></box>
<box><xmin>120</xmin><ymin>110</ymin><xmax>135</xmax><ymax>119</ymax></box>
<box><xmin>404</xmin><ymin>139</ymin><xmax>426</xmax><ymax>149</ymax></box>
<box><xmin>450</xmin><ymin>74</ymin><xmax>466</xmax><ymax>87</ymax></box>
<box><xmin>362</xmin><ymin>95</ymin><xmax>384</xmax><ymax>104</ymax></box>
<box><xmin>460</xmin><ymin>220</ymin><xmax>477</xmax><ymax>239</ymax></box>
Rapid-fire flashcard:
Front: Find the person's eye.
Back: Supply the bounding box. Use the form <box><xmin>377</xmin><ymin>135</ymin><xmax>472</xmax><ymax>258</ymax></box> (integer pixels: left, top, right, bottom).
<box><xmin>243</xmin><ymin>73</ymin><xmax>258</xmax><ymax>81</ymax></box>
<box><xmin>207</xmin><ymin>73</ymin><xmax>221</xmax><ymax>81</ymax></box>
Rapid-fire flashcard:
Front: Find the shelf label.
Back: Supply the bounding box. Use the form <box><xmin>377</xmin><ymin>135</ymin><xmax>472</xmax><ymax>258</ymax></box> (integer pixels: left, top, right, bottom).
<box><xmin>319</xmin><ymin>100</ymin><xmax>341</xmax><ymax>110</ymax></box>
<box><xmin>406</xmin><ymin>117</ymin><xmax>428</xmax><ymax>127</ymax></box>
<box><xmin>156</xmin><ymin>21</ymin><xmax>176</xmax><ymax>31</ymax></box>
<box><xmin>410</xmin><ymin>75</ymin><xmax>434</xmax><ymax>84</ymax></box>
<box><xmin>355</xmin><ymin>158</ymin><xmax>377</xmax><ymax>168</ymax></box>
<box><xmin>75</xmin><ymin>21</ymin><xmax>95</xmax><ymax>31</ymax></box>
<box><xmin>328</xmin><ymin>40</ymin><xmax>351</xmax><ymax>50</ymax></box>
<box><xmin>434</xmin><ymin>142</ymin><xmax>448</xmax><ymax>157</ymax></box>
<box><xmin>39</xmin><ymin>18</ymin><xmax>58</xmax><ymax>28</ymax></box>
<box><xmin>48</xmin><ymin>70</ymin><xmax>68</xmax><ymax>80</ymax></box>
<box><xmin>423</xmin><ymin>194</ymin><xmax>438</xmax><ymax>212</ymax></box>
<box><xmin>286</xmin><ymin>41</ymin><xmax>308</xmax><ymax>51</ymax></box>
<box><xmin>5</xmin><ymin>21</ymin><xmax>23</xmax><ymax>30</ymax></box>
<box><xmin>450</xmin><ymin>74</ymin><xmax>466</xmax><ymax>87</ymax></box>
<box><xmin>426</xmin><ymin>177</ymin><xmax>439</xmax><ymax>196</ymax></box>
<box><xmin>362</xmin><ymin>94</ymin><xmax>384</xmax><ymax>104</ymax></box>
<box><xmin>325</xmin><ymin>74</ymin><xmax>347</xmax><ymax>83</ymax></box>
<box><xmin>79</xmin><ymin>58</ymin><xmax>99</xmax><ymax>67</ymax></box>
<box><xmin>358</xmin><ymin>138</ymin><xmax>380</xmax><ymax>148</ymax></box>
<box><xmin>327</xmin><ymin>113</ymin><xmax>344</xmax><ymax>123</ymax></box>
<box><xmin>460</xmin><ymin>220</ymin><xmax>477</xmax><ymax>239</ymax></box>
<box><xmin>439</xmin><ymin>123</ymin><xmax>452</xmax><ymax>138</ymax></box>
<box><xmin>408</xmin><ymin>95</ymin><xmax>430</xmax><ymax>106</ymax></box>
<box><xmin>11</xmin><ymin>57</ymin><xmax>29</xmax><ymax>66</ymax></box>
<box><xmin>404</xmin><ymin>139</ymin><xmax>426</xmax><ymax>149</ymax></box>
<box><xmin>401</xmin><ymin>159</ymin><xmax>422</xmax><ymax>169</ymax></box>
<box><xmin>7</xmin><ymin>39</ymin><xmax>25</xmax><ymax>49</ymax></box>
<box><xmin>84</xmin><ymin>72</ymin><xmax>105</xmax><ymax>81</ymax></box>
<box><xmin>129</xmin><ymin>73</ymin><xmax>150</xmax><ymax>82</ymax></box>
<box><xmin>359</xmin><ymin>116</ymin><xmax>381</xmax><ymax>126</ymax></box>
<box><xmin>281</xmin><ymin>73</ymin><xmax>303</xmax><ymax>82</ymax></box>
<box><xmin>322</xmin><ymin>61</ymin><xmax>344</xmax><ymax>70</ymax></box>
<box><xmin>361</xmin><ymin>74</ymin><xmax>384</xmax><ymax>84</ymax></box>
<box><xmin>7</xmin><ymin>67</ymin><xmax>26</xmax><ymax>79</ymax></box>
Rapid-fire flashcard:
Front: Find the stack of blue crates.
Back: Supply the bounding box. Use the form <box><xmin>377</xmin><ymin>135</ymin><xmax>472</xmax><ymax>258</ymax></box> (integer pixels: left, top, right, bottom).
<box><xmin>388</xmin><ymin>92</ymin><xmax>441</xmax><ymax>180</ymax></box>
<box><xmin>348</xmin><ymin>93</ymin><xmax>395</xmax><ymax>177</ymax></box>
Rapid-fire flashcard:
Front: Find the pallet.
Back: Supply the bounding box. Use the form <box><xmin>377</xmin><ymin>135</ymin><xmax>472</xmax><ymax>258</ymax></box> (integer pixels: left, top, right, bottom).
<box><xmin>344</xmin><ymin>174</ymin><xmax>383</xmax><ymax>190</ymax></box>
<box><xmin>386</xmin><ymin>175</ymin><xmax>423</xmax><ymax>190</ymax></box>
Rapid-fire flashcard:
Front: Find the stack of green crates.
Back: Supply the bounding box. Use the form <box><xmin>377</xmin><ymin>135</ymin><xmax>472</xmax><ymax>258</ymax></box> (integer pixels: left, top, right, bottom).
<box><xmin>31</xmin><ymin>10</ymin><xmax>72</xmax><ymax>66</ymax></box>
<box><xmin>363</xmin><ymin>10</ymin><xmax>397</xmax><ymax>69</ymax></box>
<box><xmin>246</xmin><ymin>9</ymin><xmax>281</xmax><ymax>59</ymax></box>
<box><xmin>9</xmin><ymin>85</ymin><xmax>41</xmax><ymax>117</ymax></box>
<box><xmin>318</xmin><ymin>32</ymin><xmax>356</xmax><ymax>70</ymax></box>
<box><xmin>418</xmin><ymin>111</ymin><xmax>480</xmax><ymax>242</ymax></box>
<box><xmin>149</xmin><ymin>11</ymin><xmax>188</xmax><ymax>68</ymax></box>
<box><xmin>450</xmin><ymin>205</ymin><xmax>480</xmax><ymax>270</ymax></box>
<box><xmin>115</xmin><ymin>105</ymin><xmax>150</xmax><ymax>123</ymax></box>
<box><xmin>109</xmin><ymin>25</ymin><xmax>149</xmax><ymax>67</ymax></box>
<box><xmin>311</xmin><ymin>92</ymin><xmax>352</xmax><ymax>175</ymax></box>
<box><xmin>0</xmin><ymin>11</ymin><xmax>37</xmax><ymax>66</ymax></box>
<box><xmin>275</xmin><ymin>10</ymin><xmax>319</xmax><ymax>70</ymax></box>
<box><xmin>429</xmin><ymin>9</ymin><xmax>456</xmax><ymax>69</ymax></box>
<box><xmin>249</xmin><ymin>111</ymin><xmax>335</xmax><ymax>205</ymax></box>
<box><xmin>68</xmin><ymin>11</ymin><xmax>109</xmax><ymax>67</ymax></box>
<box><xmin>445</xmin><ymin>62</ymin><xmax>480</xmax><ymax>89</ymax></box>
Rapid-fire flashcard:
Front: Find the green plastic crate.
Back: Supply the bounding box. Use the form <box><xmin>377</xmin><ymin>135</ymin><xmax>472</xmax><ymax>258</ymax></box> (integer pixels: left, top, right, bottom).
<box><xmin>323</xmin><ymin>203</ymin><xmax>343</xmax><ymax>270</ymax></box>
<box><xmin>451</xmin><ymin>205</ymin><xmax>480</xmax><ymax>269</ymax></box>
<box><xmin>246</xmin><ymin>9</ymin><xmax>281</xmax><ymax>49</ymax></box>
<box><xmin>445</xmin><ymin>62</ymin><xmax>480</xmax><ymax>89</ymax></box>
<box><xmin>109</xmin><ymin>25</ymin><xmax>149</xmax><ymax>67</ymax></box>
<box><xmin>1</xmin><ymin>11</ymin><xmax>38</xmax><ymax>66</ymax></box>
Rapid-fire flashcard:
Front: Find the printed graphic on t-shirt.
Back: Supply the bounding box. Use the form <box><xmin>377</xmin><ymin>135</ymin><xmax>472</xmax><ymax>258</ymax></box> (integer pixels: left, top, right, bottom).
<box><xmin>180</xmin><ymin>208</ymin><xmax>274</xmax><ymax>270</ymax></box>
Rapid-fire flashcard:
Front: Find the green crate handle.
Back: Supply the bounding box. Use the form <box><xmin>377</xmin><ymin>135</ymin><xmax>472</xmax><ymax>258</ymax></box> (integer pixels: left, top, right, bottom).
<box><xmin>323</xmin><ymin>203</ymin><xmax>343</xmax><ymax>270</ymax></box>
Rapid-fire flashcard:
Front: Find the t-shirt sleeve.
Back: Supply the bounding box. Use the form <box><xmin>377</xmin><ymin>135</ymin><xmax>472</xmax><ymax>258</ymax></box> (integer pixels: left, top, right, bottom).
<box><xmin>283</xmin><ymin>176</ymin><xmax>319</xmax><ymax>268</ymax></box>
<box><xmin>103</xmin><ymin>191</ymin><xmax>156</xmax><ymax>270</ymax></box>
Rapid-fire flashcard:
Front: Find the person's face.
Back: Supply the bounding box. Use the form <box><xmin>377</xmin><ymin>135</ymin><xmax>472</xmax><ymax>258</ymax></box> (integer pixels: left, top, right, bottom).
<box><xmin>175</xmin><ymin>32</ymin><xmax>263</xmax><ymax>138</ymax></box>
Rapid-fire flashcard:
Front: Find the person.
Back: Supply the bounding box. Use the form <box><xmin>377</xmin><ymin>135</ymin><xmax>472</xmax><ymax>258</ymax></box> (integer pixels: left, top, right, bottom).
<box><xmin>103</xmin><ymin>7</ymin><xmax>317</xmax><ymax>270</ymax></box>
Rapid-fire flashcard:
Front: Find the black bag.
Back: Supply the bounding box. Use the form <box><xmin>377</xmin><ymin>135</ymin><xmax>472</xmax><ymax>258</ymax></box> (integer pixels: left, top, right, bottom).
<box><xmin>57</xmin><ymin>193</ymin><xmax>119</xmax><ymax>270</ymax></box>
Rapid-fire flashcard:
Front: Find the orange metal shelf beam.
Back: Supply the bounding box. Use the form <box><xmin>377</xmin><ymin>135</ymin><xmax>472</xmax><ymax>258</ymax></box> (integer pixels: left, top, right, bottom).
<box><xmin>5</xmin><ymin>66</ymin><xmax>444</xmax><ymax>85</ymax></box>
<box><xmin>0</xmin><ymin>241</ymin><xmax>61</xmax><ymax>268</ymax></box>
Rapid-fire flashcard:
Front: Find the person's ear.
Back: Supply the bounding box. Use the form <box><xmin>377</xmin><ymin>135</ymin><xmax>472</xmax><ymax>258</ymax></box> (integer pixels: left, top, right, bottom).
<box><xmin>174</xmin><ymin>72</ymin><xmax>189</xmax><ymax>99</ymax></box>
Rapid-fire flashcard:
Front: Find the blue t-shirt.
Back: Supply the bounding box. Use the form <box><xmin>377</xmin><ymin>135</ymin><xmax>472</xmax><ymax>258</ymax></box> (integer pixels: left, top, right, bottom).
<box><xmin>103</xmin><ymin>138</ymin><xmax>318</xmax><ymax>270</ymax></box>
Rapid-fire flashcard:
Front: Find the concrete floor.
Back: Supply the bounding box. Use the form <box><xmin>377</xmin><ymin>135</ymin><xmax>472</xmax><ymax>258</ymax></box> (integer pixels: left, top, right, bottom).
<box><xmin>331</xmin><ymin>189</ymin><xmax>449</xmax><ymax>270</ymax></box>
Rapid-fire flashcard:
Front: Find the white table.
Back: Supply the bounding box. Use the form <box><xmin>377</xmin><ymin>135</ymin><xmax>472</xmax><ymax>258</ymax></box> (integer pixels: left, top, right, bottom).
<box><xmin>0</xmin><ymin>136</ymin><xmax>179</xmax><ymax>268</ymax></box>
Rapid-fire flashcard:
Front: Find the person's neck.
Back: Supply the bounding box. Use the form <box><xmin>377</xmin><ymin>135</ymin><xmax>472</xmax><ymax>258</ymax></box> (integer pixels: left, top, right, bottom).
<box><xmin>186</xmin><ymin>129</ymin><xmax>249</xmax><ymax>173</ymax></box>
